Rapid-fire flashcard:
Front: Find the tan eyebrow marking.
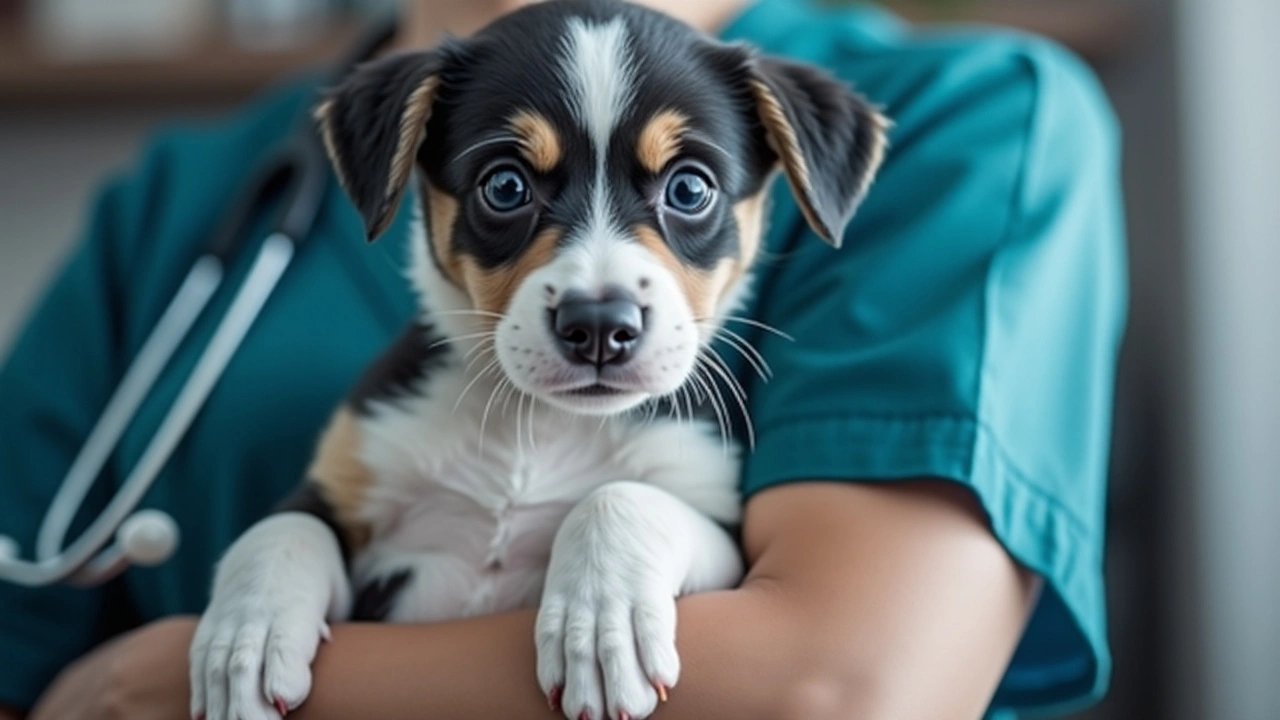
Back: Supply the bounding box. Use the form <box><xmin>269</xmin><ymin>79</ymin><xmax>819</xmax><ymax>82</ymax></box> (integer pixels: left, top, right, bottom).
<box><xmin>637</xmin><ymin>109</ymin><xmax>689</xmax><ymax>174</ymax></box>
<box><xmin>508</xmin><ymin>110</ymin><xmax>563</xmax><ymax>173</ymax></box>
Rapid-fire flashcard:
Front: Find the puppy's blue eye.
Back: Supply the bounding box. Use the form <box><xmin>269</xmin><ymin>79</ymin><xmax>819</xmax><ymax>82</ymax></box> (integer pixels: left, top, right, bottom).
<box><xmin>481</xmin><ymin>167</ymin><xmax>530</xmax><ymax>212</ymax></box>
<box><xmin>664</xmin><ymin>170</ymin><xmax>714</xmax><ymax>215</ymax></box>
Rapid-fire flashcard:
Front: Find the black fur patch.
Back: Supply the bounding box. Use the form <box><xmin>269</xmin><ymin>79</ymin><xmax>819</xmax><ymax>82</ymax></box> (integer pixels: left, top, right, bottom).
<box><xmin>351</xmin><ymin>569</ymin><xmax>414</xmax><ymax>621</ymax></box>
<box><xmin>318</xmin><ymin>0</ymin><xmax>887</xmax><ymax>280</ymax></box>
<box><xmin>745</xmin><ymin>54</ymin><xmax>886</xmax><ymax>245</ymax></box>
<box><xmin>347</xmin><ymin>322</ymin><xmax>451</xmax><ymax>415</ymax></box>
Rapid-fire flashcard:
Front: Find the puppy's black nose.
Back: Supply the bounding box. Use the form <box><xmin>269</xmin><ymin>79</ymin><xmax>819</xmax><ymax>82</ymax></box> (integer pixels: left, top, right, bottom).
<box><xmin>552</xmin><ymin>291</ymin><xmax>644</xmax><ymax>367</ymax></box>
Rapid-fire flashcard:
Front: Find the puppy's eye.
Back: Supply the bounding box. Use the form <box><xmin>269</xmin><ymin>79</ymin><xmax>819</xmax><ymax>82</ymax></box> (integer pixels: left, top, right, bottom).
<box><xmin>481</xmin><ymin>166</ymin><xmax>531</xmax><ymax>213</ymax></box>
<box><xmin>664</xmin><ymin>169</ymin><xmax>714</xmax><ymax>215</ymax></box>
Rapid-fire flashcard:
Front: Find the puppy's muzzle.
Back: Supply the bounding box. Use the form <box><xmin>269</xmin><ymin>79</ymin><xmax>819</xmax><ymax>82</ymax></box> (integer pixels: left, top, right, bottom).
<box><xmin>551</xmin><ymin>288</ymin><xmax>645</xmax><ymax>368</ymax></box>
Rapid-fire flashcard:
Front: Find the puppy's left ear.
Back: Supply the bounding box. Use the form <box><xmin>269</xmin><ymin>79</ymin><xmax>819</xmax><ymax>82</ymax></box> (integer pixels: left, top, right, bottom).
<box><xmin>745</xmin><ymin>55</ymin><xmax>890</xmax><ymax>248</ymax></box>
<box><xmin>314</xmin><ymin>49</ymin><xmax>449</xmax><ymax>241</ymax></box>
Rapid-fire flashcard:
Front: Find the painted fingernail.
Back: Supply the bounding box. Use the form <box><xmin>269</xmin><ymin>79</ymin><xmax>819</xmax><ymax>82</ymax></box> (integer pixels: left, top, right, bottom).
<box><xmin>320</xmin><ymin>623</ymin><xmax>333</xmax><ymax>642</ymax></box>
<box><xmin>549</xmin><ymin>685</ymin><xmax>563</xmax><ymax>711</ymax></box>
<box><xmin>275</xmin><ymin>697</ymin><xmax>290</xmax><ymax>716</ymax></box>
<box><xmin>654</xmin><ymin>683</ymin><xmax>669</xmax><ymax>703</ymax></box>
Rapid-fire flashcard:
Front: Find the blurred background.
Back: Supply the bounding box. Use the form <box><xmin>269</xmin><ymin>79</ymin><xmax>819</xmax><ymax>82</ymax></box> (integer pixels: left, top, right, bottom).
<box><xmin>0</xmin><ymin>1</ymin><xmax>1276</xmax><ymax>718</ymax></box>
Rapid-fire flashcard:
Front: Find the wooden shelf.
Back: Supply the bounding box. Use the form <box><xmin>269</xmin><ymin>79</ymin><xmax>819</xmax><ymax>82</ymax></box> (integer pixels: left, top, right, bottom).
<box><xmin>0</xmin><ymin>24</ymin><xmax>363</xmax><ymax>105</ymax></box>
<box><xmin>0</xmin><ymin>1</ymin><xmax>1141</xmax><ymax>106</ymax></box>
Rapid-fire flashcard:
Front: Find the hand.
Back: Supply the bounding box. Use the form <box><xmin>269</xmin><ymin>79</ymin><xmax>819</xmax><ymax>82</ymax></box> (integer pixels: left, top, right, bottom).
<box><xmin>30</xmin><ymin>616</ymin><xmax>197</xmax><ymax>720</ymax></box>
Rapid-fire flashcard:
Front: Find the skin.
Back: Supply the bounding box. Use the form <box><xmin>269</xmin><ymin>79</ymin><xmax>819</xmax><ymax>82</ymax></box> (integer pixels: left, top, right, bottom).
<box><xmin>19</xmin><ymin>481</ymin><xmax>1035</xmax><ymax>720</ymax></box>
<box><xmin>3</xmin><ymin>2</ymin><xmax>1040</xmax><ymax>718</ymax></box>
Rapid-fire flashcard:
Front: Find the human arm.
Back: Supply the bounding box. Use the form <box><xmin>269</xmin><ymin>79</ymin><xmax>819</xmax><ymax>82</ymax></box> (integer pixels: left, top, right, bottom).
<box><xmin>31</xmin><ymin>479</ymin><xmax>1031</xmax><ymax>720</ymax></box>
<box><xmin>287</xmin><ymin>479</ymin><xmax>1032</xmax><ymax>720</ymax></box>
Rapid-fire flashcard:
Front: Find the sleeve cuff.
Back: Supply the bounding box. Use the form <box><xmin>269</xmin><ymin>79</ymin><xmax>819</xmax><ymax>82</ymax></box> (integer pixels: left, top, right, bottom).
<box><xmin>743</xmin><ymin>414</ymin><xmax>1109</xmax><ymax>712</ymax></box>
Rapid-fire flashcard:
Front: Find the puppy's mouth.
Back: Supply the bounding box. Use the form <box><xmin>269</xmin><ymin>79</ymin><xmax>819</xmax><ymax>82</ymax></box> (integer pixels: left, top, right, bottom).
<box><xmin>562</xmin><ymin>382</ymin><xmax>627</xmax><ymax>397</ymax></box>
<box><xmin>534</xmin><ymin>374</ymin><xmax>654</xmax><ymax>415</ymax></box>
<box><xmin>547</xmin><ymin>377</ymin><xmax>647</xmax><ymax>398</ymax></box>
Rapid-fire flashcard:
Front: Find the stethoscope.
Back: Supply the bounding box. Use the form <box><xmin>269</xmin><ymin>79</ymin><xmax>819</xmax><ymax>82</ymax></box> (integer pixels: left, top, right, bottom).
<box><xmin>0</xmin><ymin>20</ymin><xmax>395</xmax><ymax>588</ymax></box>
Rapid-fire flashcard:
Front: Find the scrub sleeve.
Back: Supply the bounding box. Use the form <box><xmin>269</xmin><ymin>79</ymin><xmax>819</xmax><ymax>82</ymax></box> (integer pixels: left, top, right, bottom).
<box><xmin>722</xmin><ymin>0</ymin><xmax>1126</xmax><ymax>714</ymax></box>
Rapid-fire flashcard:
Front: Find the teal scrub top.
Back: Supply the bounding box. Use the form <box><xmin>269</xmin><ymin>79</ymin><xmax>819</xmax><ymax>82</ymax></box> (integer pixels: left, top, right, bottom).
<box><xmin>0</xmin><ymin>0</ymin><xmax>1126</xmax><ymax>714</ymax></box>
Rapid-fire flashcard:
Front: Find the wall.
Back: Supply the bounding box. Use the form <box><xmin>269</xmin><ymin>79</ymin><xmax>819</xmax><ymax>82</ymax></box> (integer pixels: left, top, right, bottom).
<box><xmin>1173</xmin><ymin>0</ymin><xmax>1280</xmax><ymax>718</ymax></box>
<box><xmin>0</xmin><ymin>103</ymin><xmax>229</xmax><ymax>351</ymax></box>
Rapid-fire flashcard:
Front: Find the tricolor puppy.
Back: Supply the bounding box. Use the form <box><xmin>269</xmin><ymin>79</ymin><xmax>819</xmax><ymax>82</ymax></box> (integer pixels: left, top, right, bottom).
<box><xmin>190</xmin><ymin>1</ymin><xmax>887</xmax><ymax>719</ymax></box>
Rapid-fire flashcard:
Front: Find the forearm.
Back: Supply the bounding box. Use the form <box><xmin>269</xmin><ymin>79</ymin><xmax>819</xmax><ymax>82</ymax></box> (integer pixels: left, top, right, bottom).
<box><xmin>299</xmin><ymin>583</ymin><xmax>798</xmax><ymax>720</ymax></box>
<box><xmin>297</xmin><ymin>481</ymin><xmax>1034</xmax><ymax>720</ymax></box>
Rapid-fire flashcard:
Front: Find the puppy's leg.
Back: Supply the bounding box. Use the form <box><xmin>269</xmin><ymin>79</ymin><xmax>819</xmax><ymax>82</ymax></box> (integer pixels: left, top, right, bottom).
<box><xmin>191</xmin><ymin>408</ymin><xmax>369</xmax><ymax>720</ymax></box>
<box><xmin>190</xmin><ymin>512</ymin><xmax>350</xmax><ymax>720</ymax></box>
<box><xmin>536</xmin><ymin>481</ymin><xmax>743</xmax><ymax>720</ymax></box>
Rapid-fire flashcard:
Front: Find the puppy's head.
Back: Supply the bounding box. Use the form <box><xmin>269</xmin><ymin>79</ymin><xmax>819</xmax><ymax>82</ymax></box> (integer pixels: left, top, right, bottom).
<box><xmin>317</xmin><ymin>0</ymin><xmax>888</xmax><ymax>416</ymax></box>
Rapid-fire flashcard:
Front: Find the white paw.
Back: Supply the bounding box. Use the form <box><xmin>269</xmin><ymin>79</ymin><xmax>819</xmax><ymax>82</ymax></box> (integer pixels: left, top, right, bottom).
<box><xmin>190</xmin><ymin>514</ymin><xmax>349</xmax><ymax>720</ymax></box>
<box><xmin>536</xmin><ymin>482</ymin><xmax>684</xmax><ymax>720</ymax></box>
<box><xmin>190</xmin><ymin>600</ymin><xmax>327</xmax><ymax>720</ymax></box>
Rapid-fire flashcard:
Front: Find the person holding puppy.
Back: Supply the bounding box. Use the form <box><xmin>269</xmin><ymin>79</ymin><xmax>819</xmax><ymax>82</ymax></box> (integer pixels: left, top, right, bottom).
<box><xmin>0</xmin><ymin>0</ymin><xmax>1124</xmax><ymax>718</ymax></box>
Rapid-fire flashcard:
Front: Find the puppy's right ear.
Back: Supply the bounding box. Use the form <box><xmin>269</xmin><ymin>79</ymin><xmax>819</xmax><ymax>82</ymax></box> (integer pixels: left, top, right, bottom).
<box><xmin>315</xmin><ymin>49</ymin><xmax>448</xmax><ymax>241</ymax></box>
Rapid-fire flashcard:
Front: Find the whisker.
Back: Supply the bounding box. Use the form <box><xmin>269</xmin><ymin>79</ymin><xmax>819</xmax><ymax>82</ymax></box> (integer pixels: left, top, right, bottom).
<box><xmin>501</xmin><ymin>380</ymin><xmax>519</xmax><ymax>415</ymax></box>
<box><xmin>427</xmin><ymin>331</ymin><xmax>499</xmax><ymax>352</ymax></box>
<box><xmin>451</xmin><ymin>134</ymin><xmax>519</xmax><ymax>164</ymax></box>
<box><xmin>705</xmin><ymin>316</ymin><xmax>796</xmax><ymax>342</ymax></box>
<box><xmin>689</xmin><ymin>363</ymin><xmax>729</xmax><ymax>452</ymax></box>
<box><xmin>464</xmin><ymin>340</ymin><xmax>496</xmax><ymax>366</ymax></box>
<box><xmin>680</xmin><ymin>383</ymin><xmax>696</xmax><ymax>428</ymax></box>
<box><xmin>683</xmin><ymin>131</ymin><xmax>733</xmax><ymax>160</ymax></box>
<box><xmin>527</xmin><ymin>393</ymin><xmax>539</xmax><ymax>453</ymax></box>
<box><xmin>454</xmin><ymin>356</ymin><xmax>501</xmax><ymax>412</ymax></box>
<box><xmin>516</xmin><ymin>391</ymin><xmax>528</xmax><ymax>459</ymax></box>
<box><xmin>713</xmin><ymin>325</ymin><xmax>773</xmax><ymax>377</ymax></box>
<box><xmin>431</xmin><ymin>309</ymin><xmax>507</xmax><ymax>319</ymax></box>
<box><xmin>702</xmin><ymin>349</ymin><xmax>755</xmax><ymax>451</ymax></box>
<box><xmin>706</xmin><ymin>327</ymin><xmax>771</xmax><ymax>382</ymax></box>
<box><xmin>478</xmin><ymin>376</ymin><xmax>511</xmax><ymax>455</ymax></box>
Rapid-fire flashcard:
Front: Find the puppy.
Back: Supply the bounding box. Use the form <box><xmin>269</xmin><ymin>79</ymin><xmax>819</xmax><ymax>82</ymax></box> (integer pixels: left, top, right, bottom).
<box><xmin>190</xmin><ymin>2</ymin><xmax>887</xmax><ymax>719</ymax></box>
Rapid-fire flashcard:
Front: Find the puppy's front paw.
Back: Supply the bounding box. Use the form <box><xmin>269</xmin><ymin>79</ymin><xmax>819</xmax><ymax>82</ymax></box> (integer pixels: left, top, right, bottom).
<box><xmin>536</xmin><ymin>482</ymin><xmax>682</xmax><ymax>720</ymax></box>
<box><xmin>190</xmin><ymin>596</ymin><xmax>327</xmax><ymax>720</ymax></box>
<box><xmin>189</xmin><ymin>514</ymin><xmax>347</xmax><ymax>720</ymax></box>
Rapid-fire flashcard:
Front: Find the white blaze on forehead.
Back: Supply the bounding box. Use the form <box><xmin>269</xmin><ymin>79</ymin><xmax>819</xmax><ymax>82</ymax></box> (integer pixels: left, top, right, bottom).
<box><xmin>559</xmin><ymin>16</ymin><xmax>636</xmax><ymax>257</ymax></box>
<box><xmin>559</xmin><ymin>16</ymin><xmax>636</xmax><ymax>158</ymax></box>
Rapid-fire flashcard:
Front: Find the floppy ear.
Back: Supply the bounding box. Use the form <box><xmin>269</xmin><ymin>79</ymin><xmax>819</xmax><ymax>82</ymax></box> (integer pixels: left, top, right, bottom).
<box><xmin>314</xmin><ymin>49</ymin><xmax>447</xmax><ymax>241</ymax></box>
<box><xmin>746</xmin><ymin>55</ymin><xmax>890</xmax><ymax>248</ymax></box>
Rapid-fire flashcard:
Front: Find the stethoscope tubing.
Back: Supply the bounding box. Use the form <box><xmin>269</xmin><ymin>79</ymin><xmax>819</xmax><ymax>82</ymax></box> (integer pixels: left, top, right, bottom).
<box><xmin>34</xmin><ymin>256</ymin><xmax>224</xmax><ymax>564</ymax></box>
<box><xmin>0</xmin><ymin>16</ymin><xmax>391</xmax><ymax>589</ymax></box>
<box><xmin>0</xmin><ymin>234</ymin><xmax>297</xmax><ymax>586</ymax></box>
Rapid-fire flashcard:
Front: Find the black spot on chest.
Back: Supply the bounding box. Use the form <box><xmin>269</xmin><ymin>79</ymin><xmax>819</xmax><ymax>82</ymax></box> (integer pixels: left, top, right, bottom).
<box><xmin>347</xmin><ymin>322</ymin><xmax>451</xmax><ymax>414</ymax></box>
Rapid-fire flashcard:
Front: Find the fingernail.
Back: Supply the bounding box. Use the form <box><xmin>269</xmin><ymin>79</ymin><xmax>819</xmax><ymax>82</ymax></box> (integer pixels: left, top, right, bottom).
<box><xmin>654</xmin><ymin>683</ymin><xmax>669</xmax><ymax>703</ymax></box>
<box><xmin>549</xmin><ymin>685</ymin><xmax>563</xmax><ymax>711</ymax></box>
<box><xmin>275</xmin><ymin>697</ymin><xmax>290</xmax><ymax>716</ymax></box>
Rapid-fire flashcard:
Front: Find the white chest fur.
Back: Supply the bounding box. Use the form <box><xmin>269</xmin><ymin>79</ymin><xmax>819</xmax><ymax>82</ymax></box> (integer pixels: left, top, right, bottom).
<box><xmin>349</xmin><ymin>365</ymin><xmax>742</xmax><ymax>623</ymax></box>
